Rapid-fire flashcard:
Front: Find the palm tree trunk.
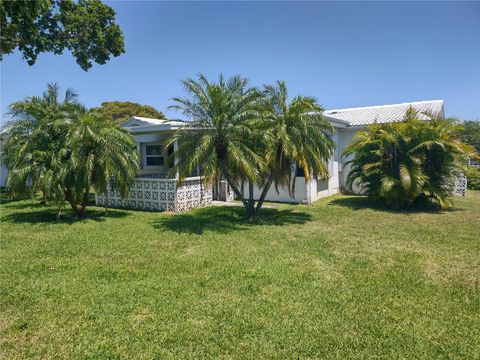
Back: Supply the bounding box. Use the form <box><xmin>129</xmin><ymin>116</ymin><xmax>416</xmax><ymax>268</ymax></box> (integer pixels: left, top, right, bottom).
<box><xmin>222</xmin><ymin>172</ymin><xmax>248</xmax><ymax>208</ymax></box>
<box><xmin>64</xmin><ymin>188</ymin><xmax>81</xmax><ymax>219</ymax></box>
<box><xmin>104</xmin><ymin>189</ymin><xmax>109</xmax><ymax>216</ymax></box>
<box><xmin>56</xmin><ymin>205</ymin><xmax>62</xmax><ymax>222</ymax></box>
<box><xmin>40</xmin><ymin>191</ymin><xmax>47</xmax><ymax>205</ymax></box>
<box><xmin>77</xmin><ymin>186</ymin><xmax>90</xmax><ymax>219</ymax></box>
<box><xmin>247</xmin><ymin>181</ymin><xmax>255</xmax><ymax>218</ymax></box>
<box><xmin>255</xmin><ymin>174</ymin><xmax>274</xmax><ymax>215</ymax></box>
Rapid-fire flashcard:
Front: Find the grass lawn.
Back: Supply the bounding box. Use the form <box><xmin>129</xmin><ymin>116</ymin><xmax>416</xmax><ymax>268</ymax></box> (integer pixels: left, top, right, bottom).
<box><xmin>1</xmin><ymin>192</ymin><xmax>479</xmax><ymax>359</ymax></box>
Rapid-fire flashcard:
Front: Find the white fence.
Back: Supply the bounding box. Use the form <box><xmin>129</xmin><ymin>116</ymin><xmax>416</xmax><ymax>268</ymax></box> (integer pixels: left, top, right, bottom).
<box><xmin>95</xmin><ymin>176</ymin><xmax>212</xmax><ymax>212</ymax></box>
<box><xmin>453</xmin><ymin>173</ymin><xmax>467</xmax><ymax>196</ymax></box>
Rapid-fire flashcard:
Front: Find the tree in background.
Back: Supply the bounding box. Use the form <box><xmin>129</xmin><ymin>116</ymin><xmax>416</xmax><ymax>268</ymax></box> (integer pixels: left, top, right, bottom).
<box><xmin>344</xmin><ymin>109</ymin><xmax>475</xmax><ymax>209</ymax></box>
<box><xmin>4</xmin><ymin>84</ymin><xmax>138</xmax><ymax>220</ymax></box>
<box><xmin>91</xmin><ymin>101</ymin><xmax>166</xmax><ymax>124</ymax></box>
<box><xmin>465</xmin><ymin>166</ymin><xmax>480</xmax><ymax>190</ymax></box>
<box><xmin>456</xmin><ymin>120</ymin><xmax>480</xmax><ymax>189</ymax></box>
<box><xmin>0</xmin><ymin>0</ymin><xmax>125</xmax><ymax>71</ymax></box>
<box><xmin>456</xmin><ymin>120</ymin><xmax>480</xmax><ymax>154</ymax></box>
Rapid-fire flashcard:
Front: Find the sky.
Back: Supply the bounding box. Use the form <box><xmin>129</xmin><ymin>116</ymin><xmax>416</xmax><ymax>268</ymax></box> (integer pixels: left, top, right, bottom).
<box><xmin>1</xmin><ymin>1</ymin><xmax>479</xmax><ymax>126</ymax></box>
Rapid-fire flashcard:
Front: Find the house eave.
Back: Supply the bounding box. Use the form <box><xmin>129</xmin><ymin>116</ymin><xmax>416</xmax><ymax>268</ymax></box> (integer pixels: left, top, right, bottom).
<box><xmin>122</xmin><ymin>124</ymin><xmax>183</xmax><ymax>133</ymax></box>
<box><xmin>325</xmin><ymin>116</ymin><xmax>349</xmax><ymax>128</ymax></box>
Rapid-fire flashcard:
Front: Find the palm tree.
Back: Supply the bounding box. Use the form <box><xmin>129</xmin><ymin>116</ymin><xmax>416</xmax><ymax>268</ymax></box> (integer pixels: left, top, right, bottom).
<box><xmin>66</xmin><ymin>113</ymin><xmax>139</xmax><ymax>219</ymax></box>
<box><xmin>343</xmin><ymin>108</ymin><xmax>474</xmax><ymax>209</ymax></box>
<box><xmin>4</xmin><ymin>83</ymin><xmax>82</xmax><ymax>205</ymax></box>
<box><xmin>253</xmin><ymin>81</ymin><xmax>335</xmax><ymax>215</ymax></box>
<box><xmin>4</xmin><ymin>83</ymin><xmax>139</xmax><ymax>220</ymax></box>
<box><xmin>167</xmin><ymin>74</ymin><xmax>264</xmax><ymax>215</ymax></box>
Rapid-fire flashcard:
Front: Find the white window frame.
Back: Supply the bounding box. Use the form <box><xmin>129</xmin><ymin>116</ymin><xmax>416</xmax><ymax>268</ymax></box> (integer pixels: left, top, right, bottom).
<box><xmin>142</xmin><ymin>143</ymin><xmax>164</xmax><ymax>169</ymax></box>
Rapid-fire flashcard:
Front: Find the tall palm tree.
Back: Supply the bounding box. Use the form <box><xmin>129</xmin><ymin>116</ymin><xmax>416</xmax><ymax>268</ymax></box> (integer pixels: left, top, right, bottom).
<box><xmin>167</xmin><ymin>74</ymin><xmax>264</xmax><ymax>214</ymax></box>
<box><xmin>4</xmin><ymin>83</ymin><xmax>83</xmax><ymax>204</ymax></box>
<box><xmin>254</xmin><ymin>81</ymin><xmax>335</xmax><ymax>215</ymax></box>
<box><xmin>344</xmin><ymin>108</ymin><xmax>474</xmax><ymax>208</ymax></box>
<box><xmin>66</xmin><ymin>113</ymin><xmax>139</xmax><ymax>219</ymax></box>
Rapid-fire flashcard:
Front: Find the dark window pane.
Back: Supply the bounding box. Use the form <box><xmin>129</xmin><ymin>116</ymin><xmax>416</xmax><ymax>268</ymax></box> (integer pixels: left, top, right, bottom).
<box><xmin>146</xmin><ymin>145</ymin><xmax>162</xmax><ymax>156</ymax></box>
<box><xmin>296</xmin><ymin>166</ymin><xmax>305</xmax><ymax>177</ymax></box>
<box><xmin>146</xmin><ymin>157</ymin><xmax>164</xmax><ymax>166</ymax></box>
<box><xmin>317</xmin><ymin>179</ymin><xmax>329</xmax><ymax>191</ymax></box>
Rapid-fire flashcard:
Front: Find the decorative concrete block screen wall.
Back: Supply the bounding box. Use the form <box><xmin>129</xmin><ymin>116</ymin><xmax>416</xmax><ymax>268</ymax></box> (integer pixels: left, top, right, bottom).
<box><xmin>95</xmin><ymin>177</ymin><xmax>212</xmax><ymax>212</ymax></box>
<box><xmin>453</xmin><ymin>173</ymin><xmax>467</xmax><ymax>196</ymax></box>
<box><xmin>176</xmin><ymin>177</ymin><xmax>213</xmax><ymax>211</ymax></box>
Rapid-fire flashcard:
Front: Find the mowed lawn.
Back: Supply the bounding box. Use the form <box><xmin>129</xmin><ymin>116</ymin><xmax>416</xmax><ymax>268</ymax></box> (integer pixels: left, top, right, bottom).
<box><xmin>1</xmin><ymin>192</ymin><xmax>479</xmax><ymax>359</ymax></box>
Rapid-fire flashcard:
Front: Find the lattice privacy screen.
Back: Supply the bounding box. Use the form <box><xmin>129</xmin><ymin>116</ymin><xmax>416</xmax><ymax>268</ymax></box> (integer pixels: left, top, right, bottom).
<box><xmin>176</xmin><ymin>178</ymin><xmax>213</xmax><ymax>212</ymax></box>
<box><xmin>95</xmin><ymin>177</ymin><xmax>212</xmax><ymax>212</ymax></box>
<box><xmin>453</xmin><ymin>173</ymin><xmax>467</xmax><ymax>196</ymax></box>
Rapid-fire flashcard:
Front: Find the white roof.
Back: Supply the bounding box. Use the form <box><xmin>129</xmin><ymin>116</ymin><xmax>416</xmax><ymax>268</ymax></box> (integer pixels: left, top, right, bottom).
<box><xmin>120</xmin><ymin>100</ymin><xmax>446</xmax><ymax>134</ymax></box>
<box><xmin>120</xmin><ymin>116</ymin><xmax>185</xmax><ymax>132</ymax></box>
<box><xmin>129</xmin><ymin>116</ymin><xmax>169</xmax><ymax>125</ymax></box>
<box><xmin>324</xmin><ymin>100</ymin><xmax>444</xmax><ymax>127</ymax></box>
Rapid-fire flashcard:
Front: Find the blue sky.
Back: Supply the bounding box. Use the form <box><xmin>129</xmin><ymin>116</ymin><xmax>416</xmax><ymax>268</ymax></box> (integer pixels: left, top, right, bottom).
<box><xmin>1</xmin><ymin>1</ymin><xmax>479</xmax><ymax>125</ymax></box>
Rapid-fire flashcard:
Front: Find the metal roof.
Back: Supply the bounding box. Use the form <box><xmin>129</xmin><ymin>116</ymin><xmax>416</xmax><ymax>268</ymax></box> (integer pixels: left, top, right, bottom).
<box><xmin>324</xmin><ymin>100</ymin><xmax>444</xmax><ymax>127</ymax></box>
<box><xmin>121</xmin><ymin>100</ymin><xmax>446</xmax><ymax>133</ymax></box>
<box><xmin>120</xmin><ymin>116</ymin><xmax>185</xmax><ymax>132</ymax></box>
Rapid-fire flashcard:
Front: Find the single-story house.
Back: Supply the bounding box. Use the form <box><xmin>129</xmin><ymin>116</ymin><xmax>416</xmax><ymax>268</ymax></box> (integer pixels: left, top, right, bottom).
<box><xmin>1</xmin><ymin>99</ymin><xmax>464</xmax><ymax>209</ymax></box>
<box><xmin>94</xmin><ymin>99</ymin><xmax>465</xmax><ymax>212</ymax></box>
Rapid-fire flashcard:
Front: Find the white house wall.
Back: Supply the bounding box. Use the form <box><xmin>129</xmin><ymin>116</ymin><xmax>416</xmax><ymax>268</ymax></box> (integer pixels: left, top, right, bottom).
<box><xmin>330</xmin><ymin>130</ymin><xmax>341</xmax><ymax>196</ymax></box>
<box><xmin>252</xmin><ymin>177</ymin><xmax>308</xmax><ymax>203</ymax></box>
<box><xmin>309</xmin><ymin>130</ymin><xmax>341</xmax><ymax>202</ymax></box>
<box><xmin>0</xmin><ymin>164</ymin><xmax>7</xmax><ymax>187</ymax></box>
<box><xmin>338</xmin><ymin>127</ymin><xmax>363</xmax><ymax>193</ymax></box>
<box><xmin>309</xmin><ymin>159</ymin><xmax>340</xmax><ymax>202</ymax></box>
<box><xmin>239</xmin><ymin>129</ymin><xmax>343</xmax><ymax>204</ymax></box>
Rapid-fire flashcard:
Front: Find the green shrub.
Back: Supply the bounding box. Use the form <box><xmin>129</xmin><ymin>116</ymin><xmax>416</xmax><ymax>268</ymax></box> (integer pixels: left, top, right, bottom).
<box><xmin>466</xmin><ymin>166</ymin><xmax>480</xmax><ymax>190</ymax></box>
<box><xmin>343</xmin><ymin>109</ymin><xmax>475</xmax><ymax>209</ymax></box>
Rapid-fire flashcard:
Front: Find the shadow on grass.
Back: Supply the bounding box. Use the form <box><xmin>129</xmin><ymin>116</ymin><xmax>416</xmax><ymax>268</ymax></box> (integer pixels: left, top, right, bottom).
<box><xmin>2</xmin><ymin>207</ymin><xmax>130</xmax><ymax>225</ymax></box>
<box><xmin>1</xmin><ymin>201</ymin><xmax>49</xmax><ymax>210</ymax></box>
<box><xmin>0</xmin><ymin>194</ymin><xmax>27</xmax><ymax>205</ymax></box>
<box><xmin>328</xmin><ymin>195</ymin><xmax>464</xmax><ymax>214</ymax></box>
<box><xmin>152</xmin><ymin>205</ymin><xmax>312</xmax><ymax>235</ymax></box>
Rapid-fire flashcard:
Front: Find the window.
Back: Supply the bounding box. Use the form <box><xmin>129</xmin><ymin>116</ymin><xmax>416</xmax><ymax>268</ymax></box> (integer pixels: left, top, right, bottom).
<box><xmin>166</xmin><ymin>145</ymin><xmax>174</xmax><ymax>168</ymax></box>
<box><xmin>317</xmin><ymin>178</ymin><xmax>329</xmax><ymax>192</ymax></box>
<box><xmin>296</xmin><ymin>166</ymin><xmax>305</xmax><ymax>177</ymax></box>
<box><xmin>145</xmin><ymin>145</ymin><xmax>164</xmax><ymax>167</ymax></box>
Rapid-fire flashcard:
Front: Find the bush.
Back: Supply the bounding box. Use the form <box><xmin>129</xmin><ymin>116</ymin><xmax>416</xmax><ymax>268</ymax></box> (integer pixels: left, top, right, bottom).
<box><xmin>343</xmin><ymin>109</ymin><xmax>475</xmax><ymax>209</ymax></box>
<box><xmin>466</xmin><ymin>166</ymin><xmax>480</xmax><ymax>190</ymax></box>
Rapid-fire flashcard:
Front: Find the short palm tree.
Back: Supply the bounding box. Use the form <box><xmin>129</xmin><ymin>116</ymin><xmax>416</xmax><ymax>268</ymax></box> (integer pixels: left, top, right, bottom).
<box><xmin>66</xmin><ymin>113</ymin><xmax>139</xmax><ymax>219</ymax></box>
<box><xmin>4</xmin><ymin>83</ymin><xmax>82</xmax><ymax>204</ymax></box>
<box><xmin>168</xmin><ymin>74</ymin><xmax>264</xmax><ymax>215</ymax></box>
<box><xmin>254</xmin><ymin>81</ymin><xmax>335</xmax><ymax>215</ymax></box>
<box><xmin>4</xmin><ymin>83</ymin><xmax>139</xmax><ymax>220</ymax></box>
<box><xmin>344</xmin><ymin>108</ymin><xmax>474</xmax><ymax>208</ymax></box>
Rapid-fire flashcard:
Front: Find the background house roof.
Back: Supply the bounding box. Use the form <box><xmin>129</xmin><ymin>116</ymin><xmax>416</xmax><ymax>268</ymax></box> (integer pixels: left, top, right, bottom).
<box><xmin>324</xmin><ymin>100</ymin><xmax>445</xmax><ymax>127</ymax></box>
<box><xmin>129</xmin><ymin>116</ymin><xmax>168</xmax><ymax>125</ymax></box>
<box><xmin>122</xmin><ymin>116</ymin><xmax>185</xmax><ymax>126</ymax></box>
<box><xmin>120</xmin><ymin>116</ymin><xmax>186</xmax><ymax>132</ymax></box>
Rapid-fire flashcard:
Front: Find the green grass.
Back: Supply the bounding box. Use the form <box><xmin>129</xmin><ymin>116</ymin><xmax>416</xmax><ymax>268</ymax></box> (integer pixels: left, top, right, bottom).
<box><xmin>1</xmin><ymin>192</ymin><xmax>479</xmax><ymax>359</ymax></box>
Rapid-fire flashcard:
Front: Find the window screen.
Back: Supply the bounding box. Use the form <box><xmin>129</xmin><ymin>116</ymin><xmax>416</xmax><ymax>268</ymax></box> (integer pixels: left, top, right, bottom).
<box><xmin>145</xmin><ymin>145</ymin><xmax>164</xmax><ymax>166</ymax></box>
